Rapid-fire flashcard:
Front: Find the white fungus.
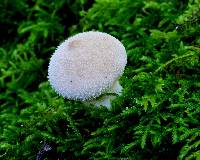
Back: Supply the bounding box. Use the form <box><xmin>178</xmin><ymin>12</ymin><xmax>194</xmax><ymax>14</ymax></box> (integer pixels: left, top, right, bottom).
<box><xmin>48</xmin><ymin>31</ymin><xmax>127</xmax><ymax>108</ymax></box>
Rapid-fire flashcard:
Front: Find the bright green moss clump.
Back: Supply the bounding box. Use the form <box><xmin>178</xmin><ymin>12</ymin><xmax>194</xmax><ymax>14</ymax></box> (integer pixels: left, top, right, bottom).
<box><xmin>0</xmin><ymin>0</ymin><xmax>200</xmax><ymax>159</ymax></box>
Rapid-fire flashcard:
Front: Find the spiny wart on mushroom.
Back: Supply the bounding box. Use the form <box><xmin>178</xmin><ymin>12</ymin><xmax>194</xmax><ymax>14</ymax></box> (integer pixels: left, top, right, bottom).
<box><xmin>48</xmin><ymin>31</ymin><xmax>127</xmax><ymax>108</ymax></box>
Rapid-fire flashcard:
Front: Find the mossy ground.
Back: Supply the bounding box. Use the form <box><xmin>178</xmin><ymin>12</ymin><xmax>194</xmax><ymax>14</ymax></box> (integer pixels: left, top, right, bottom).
<box><xmin>0</xmin><ymin>0</ymin><xmax>200</xmax><ymax>159</ymax></box>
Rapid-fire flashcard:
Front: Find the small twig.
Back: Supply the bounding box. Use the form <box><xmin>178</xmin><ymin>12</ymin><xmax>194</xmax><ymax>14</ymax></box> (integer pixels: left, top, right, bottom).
<box><xmin>36</xmin><ymin>143</ymin><xmax>52</xmax><ymax>160</ymax></box>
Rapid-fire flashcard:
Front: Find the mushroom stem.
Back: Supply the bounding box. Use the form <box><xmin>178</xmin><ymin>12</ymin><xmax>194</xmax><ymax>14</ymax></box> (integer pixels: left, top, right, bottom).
<box><xmin>85</xmin><ymin>80</ymin><xmax>122</xmax><ymax>109</ymax></box>
<box><xmin>110</xmin><ymin>80</ymin><xmax>123</xmax><ymax>95</ymax></box>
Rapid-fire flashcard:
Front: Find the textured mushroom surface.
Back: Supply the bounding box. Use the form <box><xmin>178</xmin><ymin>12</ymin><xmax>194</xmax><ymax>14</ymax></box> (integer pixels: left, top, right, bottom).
<box><xmin>48</xmin><ymin>31</ymin><xmax>127</xmax><ymax>101</ymax></box>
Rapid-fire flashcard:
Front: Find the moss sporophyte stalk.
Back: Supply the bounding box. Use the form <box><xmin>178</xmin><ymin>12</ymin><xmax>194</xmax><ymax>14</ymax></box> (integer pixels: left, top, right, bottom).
<box><xmin>48</xmin><ymin>31</ymin><xmax>127</xmax><ymax>108</ymax></box>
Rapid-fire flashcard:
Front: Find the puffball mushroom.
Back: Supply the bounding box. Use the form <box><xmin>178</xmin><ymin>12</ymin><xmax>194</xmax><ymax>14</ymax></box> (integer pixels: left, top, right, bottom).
<box><xmin>48</xmin><ymin>31</ymin><xmax>127</xmax><ymax>108</ymax></box>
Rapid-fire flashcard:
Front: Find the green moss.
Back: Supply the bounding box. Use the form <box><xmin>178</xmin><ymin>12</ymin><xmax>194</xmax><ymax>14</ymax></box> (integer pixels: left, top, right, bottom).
<box><xmin>0</xmin><ymin>0</ymin><xmax>200</xmax><ymax>159</ymax></box>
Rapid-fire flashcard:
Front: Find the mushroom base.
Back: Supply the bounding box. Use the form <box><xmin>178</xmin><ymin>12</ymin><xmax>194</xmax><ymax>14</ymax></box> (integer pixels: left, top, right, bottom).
<box><xmin>84</xmin><ymin>80</ymin><xmax>122</xmax><ymax>109</ymax></box>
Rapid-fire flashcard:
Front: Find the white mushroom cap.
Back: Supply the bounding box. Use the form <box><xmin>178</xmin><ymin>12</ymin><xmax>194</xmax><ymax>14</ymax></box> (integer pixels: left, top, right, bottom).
<box><xmin>48</xmin><ymin>31</ymin><xmax>127</xmax><ymax>101</ymax></box>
